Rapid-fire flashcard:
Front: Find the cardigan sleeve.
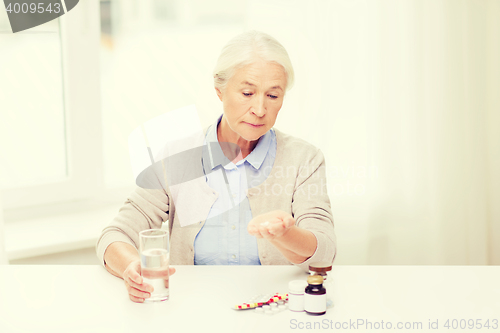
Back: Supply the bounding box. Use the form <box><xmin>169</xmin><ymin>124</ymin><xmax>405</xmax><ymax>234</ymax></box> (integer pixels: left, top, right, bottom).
<box><xmin>95</xmin><ymin>185</ymin><xmax>170</xmax><ymax>267</ymax></box>
<box><xmin>291</xmin><ymin>148</ymin><xmax>336</xmax><ymax>271</ymax></box>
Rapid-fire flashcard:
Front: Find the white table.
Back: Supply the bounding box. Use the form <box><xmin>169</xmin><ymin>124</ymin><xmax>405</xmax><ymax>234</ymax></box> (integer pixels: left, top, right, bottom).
<box><xmin>0</xmin><ymin>265</ymin><xmax>499</xmax><ymax>333</ymax></box>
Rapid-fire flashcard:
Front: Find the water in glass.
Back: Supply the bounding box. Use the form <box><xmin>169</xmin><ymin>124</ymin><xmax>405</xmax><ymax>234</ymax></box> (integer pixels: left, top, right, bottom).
<box><xmin>141</xmin><ymin>248</ymin><xmax>169</xmax><ymax>301</ymax></box>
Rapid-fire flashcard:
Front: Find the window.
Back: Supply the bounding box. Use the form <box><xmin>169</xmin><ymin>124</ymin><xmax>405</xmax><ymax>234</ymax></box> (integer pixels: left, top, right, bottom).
<box><xmin>0</xmin><ymin>17</ymin><xmax>66</xmax><ymax>189</ymax></box>
<box><xmin>1</xmin><ymin>0</ymin><xmax>248</xmax><ymax>215</ymax></box>
<box><xmin>1</xmin><ymin>1</ymin><xmax>104</xmax><ymax>214</ymax></box>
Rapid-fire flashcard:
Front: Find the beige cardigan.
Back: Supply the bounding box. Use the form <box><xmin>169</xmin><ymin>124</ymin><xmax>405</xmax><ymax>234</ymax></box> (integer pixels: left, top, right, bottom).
<box><xmin>96</xmin><ymin>128</ymin><xmax>336</xmax><ymax>271</ymax></box>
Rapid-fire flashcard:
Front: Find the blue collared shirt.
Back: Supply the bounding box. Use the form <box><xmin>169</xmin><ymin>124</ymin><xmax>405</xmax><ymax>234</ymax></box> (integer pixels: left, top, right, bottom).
<box><xmin>194</xmin><ymin>115</ymin><xmax>277</xmax><ymax>265</ymax></box>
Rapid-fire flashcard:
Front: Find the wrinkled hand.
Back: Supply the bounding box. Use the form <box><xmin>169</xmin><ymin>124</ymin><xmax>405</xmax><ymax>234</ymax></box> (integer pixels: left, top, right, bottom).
<box><xmin>123</xmin><ymin>260</ymin><xmax>176</xmax><ymax>303</ymax></box>
<box><xmin>247</xmin><ymin>210</ymin><xmax>295</xmax><ymax>240</ymax></box>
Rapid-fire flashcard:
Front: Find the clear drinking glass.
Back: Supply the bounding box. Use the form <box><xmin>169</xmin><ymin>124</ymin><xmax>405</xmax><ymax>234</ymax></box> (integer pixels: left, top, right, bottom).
<box><xmin>139</xmin><ymin>229</ymin><xmax>170</xmax><ymax>302</ymax></box>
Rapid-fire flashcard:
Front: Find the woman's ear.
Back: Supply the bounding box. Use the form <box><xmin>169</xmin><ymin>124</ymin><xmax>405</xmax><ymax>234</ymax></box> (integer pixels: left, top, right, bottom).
<box><xmin>215</xmin><ymin>87</ymin><xmax>223</xmax><ymax>101</ymax></box>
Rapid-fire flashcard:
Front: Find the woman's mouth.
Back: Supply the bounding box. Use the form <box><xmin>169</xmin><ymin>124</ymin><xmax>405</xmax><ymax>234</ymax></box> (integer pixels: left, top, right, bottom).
<box><xmin>244</xmin><ymin>122</ymin><xmax>264</xmax><ymax>128</ymax></box>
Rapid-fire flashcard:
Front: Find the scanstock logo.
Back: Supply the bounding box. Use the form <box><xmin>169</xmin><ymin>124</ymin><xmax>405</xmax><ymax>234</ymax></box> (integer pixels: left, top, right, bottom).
<box><xmin>3</xmin><ymin>0</ymin><xmax>79</xmax><ymax>33</ymax></box>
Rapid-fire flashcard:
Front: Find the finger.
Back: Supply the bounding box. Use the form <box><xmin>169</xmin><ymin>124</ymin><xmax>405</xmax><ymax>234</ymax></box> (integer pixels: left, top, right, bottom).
<box><xmin>248</xmin><ymin>224</ymin><xmax>265</xmax><ymax>238</ymax></box>
<box><xmin>258</xmin><ymin>224</ymin><xmax>273</xmax><ymax>239</ymax></box>
<box><xmin>247</xmin><ymin>225</ymin><xmax>258</xmax><ymax>235</ymax></box>
<box><xmin>129</xmin><ymin>287</ymin><xmax>151</xmax><ymax>299</ymax></box>
<box><xmin>125</xmin><ymin>273</ymin><xmax>153</xmax><ymax>293</ymax></box>
<box><xmin>127</xmin><ymin>264</ymin><xmax>143</xmax><ymax>285</ymax></box>
<box><xmin>169</xmin><ymin>267</ymin><xmax>176</xmax><ymax>275</ymax></box>
<box><xmin>125</xmin><ymin>281</ymin><xmax>151</xmax><ymax>299</ymax></box>
<box><xmin>268</xmin><ymin>222</ymin><xmax>285</xmax><ymax>236</ymax></box>
<box><xmin>129</xmin><ymin>294</ymin><xmax>145</xmax><ymax>303</ymax></box>
<box><xmin>259</xmin><ymin>221</ymin><xmax>273</xmax><ymax>238</ymax></box>
<box><xmin>284</xmin><ymin>216</ymin><xmax>295</xmax><ymax>228</ymax></box>
<box><xmin>252</xmin><ymin>231</ymin><xmax>264</xmax><ymax>239</ymax></box>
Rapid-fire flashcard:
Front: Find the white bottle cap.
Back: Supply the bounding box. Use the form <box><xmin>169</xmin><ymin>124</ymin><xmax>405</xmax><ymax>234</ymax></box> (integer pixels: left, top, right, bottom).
<box><xmin>288</xmin><ymin>280</ymin><xmax>308</xmax><ymax>294</ymax></box>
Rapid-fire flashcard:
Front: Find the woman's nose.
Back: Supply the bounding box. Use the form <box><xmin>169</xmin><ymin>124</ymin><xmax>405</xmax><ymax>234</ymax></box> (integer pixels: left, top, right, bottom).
<box><xmin>251</xmin><ymin>95</ymin><xmax>266</xmax><ymax>117</ymax></box>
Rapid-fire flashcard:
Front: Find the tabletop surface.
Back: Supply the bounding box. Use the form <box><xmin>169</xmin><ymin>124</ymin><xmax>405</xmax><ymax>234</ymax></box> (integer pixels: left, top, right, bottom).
<box><xmin>0</xmin><ymin>265</ymin><xmax>499</xmax><ymax>333</ymax></box>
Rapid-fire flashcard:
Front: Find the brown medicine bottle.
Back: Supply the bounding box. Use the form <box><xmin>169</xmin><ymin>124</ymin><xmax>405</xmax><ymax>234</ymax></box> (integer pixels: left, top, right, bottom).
<box><xmin>309</xmin><ymin>262</ymin><xmax>333</xmax><ymax>308</ymax></box>
<box><xmin>304</xmin><ymin>275</ymin><xmax>326</xmax><ymax>315</ymax></box>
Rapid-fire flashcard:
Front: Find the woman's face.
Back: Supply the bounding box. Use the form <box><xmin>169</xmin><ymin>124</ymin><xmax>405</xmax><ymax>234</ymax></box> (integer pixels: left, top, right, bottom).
<box><xmin>216</xmin><ymin>60</ymin><xmax>287</xmax><ymax>142</ymax></box>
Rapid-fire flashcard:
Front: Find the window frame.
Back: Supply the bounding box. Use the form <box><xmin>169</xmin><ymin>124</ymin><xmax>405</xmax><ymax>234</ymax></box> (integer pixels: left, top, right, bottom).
<box><xmin>1</xmin><ymin>0</ymin><xmax>112</xmax><ymax>214</ymax></box>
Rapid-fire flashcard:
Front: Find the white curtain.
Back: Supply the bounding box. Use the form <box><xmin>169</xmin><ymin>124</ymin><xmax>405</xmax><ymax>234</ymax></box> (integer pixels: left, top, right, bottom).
<box><xmin>247</xmin><ymin>0</ymin><xmax>500</xmax><ymax>264</ymax></box>
<box><xmin>365</xmin><ymin>1</ymin><xmax>500</xmax><ymax>265</ymax></box>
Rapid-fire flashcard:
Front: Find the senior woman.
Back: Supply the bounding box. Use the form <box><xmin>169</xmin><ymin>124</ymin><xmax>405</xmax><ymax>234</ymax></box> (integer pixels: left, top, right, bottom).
<box><xmin>96</xmin><ymin>30</ymin><xmax>336</xmax><ymax>303</ymax></box>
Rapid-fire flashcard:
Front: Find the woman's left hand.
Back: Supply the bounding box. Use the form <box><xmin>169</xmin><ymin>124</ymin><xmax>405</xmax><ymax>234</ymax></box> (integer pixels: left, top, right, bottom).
<box><xmin>247</xmin><ymin>210</ymin><xmax>295</xmax><ymax>240</ymax></box>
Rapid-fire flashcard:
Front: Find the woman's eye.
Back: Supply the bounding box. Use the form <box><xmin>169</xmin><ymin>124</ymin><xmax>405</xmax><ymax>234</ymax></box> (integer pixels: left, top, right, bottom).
<box><xmin>243</xmin><ymin>92</ymin><xmax>253</xmax><ymax>97</ymax></box>
<box><xmin>268</xmin><ymin>94</ymin><xmax>278</xmax><ymax>99</ymax></box>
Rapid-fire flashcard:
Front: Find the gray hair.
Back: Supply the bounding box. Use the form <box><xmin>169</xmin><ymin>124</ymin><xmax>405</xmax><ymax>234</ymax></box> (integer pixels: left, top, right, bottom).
<box><xmin>213</xmin><ymin>30</ymin><xmax>295</xmax><ymax>92</ymax></box>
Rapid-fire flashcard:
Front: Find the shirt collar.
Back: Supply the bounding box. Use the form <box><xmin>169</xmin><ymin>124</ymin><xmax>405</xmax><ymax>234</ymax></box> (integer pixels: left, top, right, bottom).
<box><xmin>205</xmin><ymin>114</ymin><xmax>272</xmax><ymax>171</ymax></box>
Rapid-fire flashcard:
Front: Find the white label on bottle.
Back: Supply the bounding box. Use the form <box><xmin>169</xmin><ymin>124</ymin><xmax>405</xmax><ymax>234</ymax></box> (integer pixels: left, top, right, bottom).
<box><xmin>304</xmin><ymin>293</ymin><xmax>326</xmax><ymax>313</ymax></box>
<box><xmin>288</xmin><ymin>293</ymin><xmax>304</xmax><ymax>312</ymax></box>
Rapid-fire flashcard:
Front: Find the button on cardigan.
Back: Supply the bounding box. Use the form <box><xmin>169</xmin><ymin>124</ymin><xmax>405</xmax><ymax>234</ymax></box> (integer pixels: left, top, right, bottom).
<box><xmin>96</xmin><ymin>127</ymin><xmax>336</xmax><ymax>271</ymax></box>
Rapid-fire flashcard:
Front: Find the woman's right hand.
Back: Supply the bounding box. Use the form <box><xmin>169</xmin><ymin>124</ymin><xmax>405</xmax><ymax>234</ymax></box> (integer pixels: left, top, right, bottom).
<box><xmin>122</xmin><ymin>260</ymin><xmax>175</xmax><ymax>303</ymax></box>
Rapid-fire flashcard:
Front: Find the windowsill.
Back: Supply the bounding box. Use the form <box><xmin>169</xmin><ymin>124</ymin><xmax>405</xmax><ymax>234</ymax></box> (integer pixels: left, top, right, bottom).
<box><xmin>5</xmin><ymin>203</ymin><xmax>122</xmax><ymax>260</ymax></box>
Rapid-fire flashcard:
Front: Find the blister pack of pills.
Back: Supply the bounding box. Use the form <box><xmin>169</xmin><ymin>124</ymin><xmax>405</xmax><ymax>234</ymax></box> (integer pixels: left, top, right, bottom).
<box><xmin>233</xmin><ymin>293</ymin><xmax>288</xmax><ymax>315</ymax></box>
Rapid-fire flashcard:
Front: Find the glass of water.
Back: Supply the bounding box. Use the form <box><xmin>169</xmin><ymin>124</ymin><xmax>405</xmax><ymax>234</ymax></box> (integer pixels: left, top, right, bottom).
<box><xmin>139</xmin><ymin>229</ymin><xmax>170</xmax><ymax>302</ymax></box>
